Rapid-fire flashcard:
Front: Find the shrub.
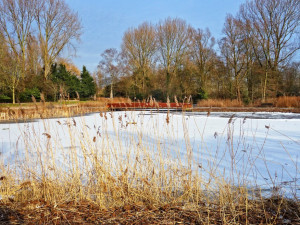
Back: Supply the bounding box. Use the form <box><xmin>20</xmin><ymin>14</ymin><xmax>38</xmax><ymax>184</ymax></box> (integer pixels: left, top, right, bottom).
<box><xmin>197</xmin><ymin>99</ymin><xmax>244</xmax><ymax>107</ymax></box>
<box><xmin>19</xmin><ymin>88</ymin><xmax>40</xmax><ymax>102</ymax></box>
<box><xmin>276</xmin><ymin>96</ymin><xmax>300</xmax><ymax>108</ymax></box>
<box><xmin>151</xmin><ymin>89</ymin><xmax>165</xmax><ymax>102</ymax></box>
<box><xmin>0</xmin><ymin>94</ymin><xmax>11</xmax><ymax>103</ymax></box>
<box><xmin>194</xmin><ymin>88</ymin><xmax>208</xmax><ymax>101</ymax></box>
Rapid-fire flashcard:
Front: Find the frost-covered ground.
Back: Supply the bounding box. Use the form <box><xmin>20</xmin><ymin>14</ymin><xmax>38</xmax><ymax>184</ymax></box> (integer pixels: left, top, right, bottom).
<box><xmin>0</xmin><ymin>110</ymin><xmax>299</xmax><ymax>198</ymax></box>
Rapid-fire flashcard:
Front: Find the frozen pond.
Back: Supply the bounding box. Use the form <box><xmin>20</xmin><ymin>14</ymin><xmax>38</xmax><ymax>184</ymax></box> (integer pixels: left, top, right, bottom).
<box><xmin>0</xmin><ymin>110</ymin><xmax>299</xmax><ymax>198</ymax></box>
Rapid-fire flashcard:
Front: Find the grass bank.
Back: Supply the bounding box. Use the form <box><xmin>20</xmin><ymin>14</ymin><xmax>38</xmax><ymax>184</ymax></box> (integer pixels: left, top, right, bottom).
<box><xmin>197</xmin><ymin>96</ymin><xmax>300</xmax><ymax>109</ymax></box>
<box><xmin>0</xmin><ymin>98</ymin><xmax>130</xmax><ymax>122</ymax></box>
<box><xmin>1</xmin><ymin>96</ymin><xmax>300</xmax><ymax>123</ymax></box>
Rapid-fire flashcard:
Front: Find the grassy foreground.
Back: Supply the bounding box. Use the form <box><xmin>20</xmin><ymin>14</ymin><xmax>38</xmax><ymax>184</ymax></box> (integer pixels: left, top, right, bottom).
<box><xmin>0</xmin><ymin>197</ymin><xmax>298</xmax><ymax>224</ymax></box>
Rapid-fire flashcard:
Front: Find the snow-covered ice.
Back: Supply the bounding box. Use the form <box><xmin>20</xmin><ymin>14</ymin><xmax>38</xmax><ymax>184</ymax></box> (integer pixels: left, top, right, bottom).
<box><xmin>0</xmin><ymin>110</ymin><xmax>299</xmax><ymax>198</ymax></box>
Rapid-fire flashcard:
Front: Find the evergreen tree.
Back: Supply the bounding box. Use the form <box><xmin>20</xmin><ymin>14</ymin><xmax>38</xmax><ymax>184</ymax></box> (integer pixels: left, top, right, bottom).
<box><xmin>80</xmin><ymin>66</ymin><xmax>96</xmax><ymax>98</ymax></box>
<box><xmin>51</xmin><ymin>63</ymin><xmax>81</xmax><ymax>99</ymax></box>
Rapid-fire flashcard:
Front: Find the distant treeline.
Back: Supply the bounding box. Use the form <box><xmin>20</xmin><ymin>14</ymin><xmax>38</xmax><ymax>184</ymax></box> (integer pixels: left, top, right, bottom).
<box><xmin>97</xmin><ymin>0</ymin><xmax>300</xmax><ymax>103</ymax></box>
<box><xmin>0</xmin><ymin>0</ymin><xmax>299</xmax><ymax>104</ymax></box>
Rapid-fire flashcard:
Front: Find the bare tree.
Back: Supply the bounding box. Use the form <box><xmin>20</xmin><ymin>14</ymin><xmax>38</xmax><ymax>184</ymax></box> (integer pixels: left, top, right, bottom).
<box><xmin>122</xmin><ymin>22</ymin><xmax>157</xmax><ymax>95</ymax></box>
<box><xmin>35</xmin><ymin>0</ymin><xmax>82</xmax><ymax>79</ymax></box>
<box><xmin>26</xmin><ymin>33</ymin><xmax>42</xmax><ymax>77</ymax></box>
<box><xmin>93</xmin><ymin>69</ymin><xmax>104</xmax><ymax>93</ymax></box>
<box><xmin>0</xmin><ymin>0</ymin><xmax>37</xmax><ymax>78</ymax></box>
<box><xmin>57</xmin><ymin>58</ymin><xmax>81</xmax><ymax>76</ymax></box>
<box><xmin>156</xmin><ymin>18</ymin><xmax>190</xmax><ymax>94</ymax></box>
<box><xmin>240</xmin><ymin>0</ymin><xmax>300</xmax><ymax>100</ymax></box>
<box><xmin>0</xmin><ymin>41</ymin><xmax>22</xmax><ymax>104</ymax></box>
<box><xmin>0</xmin><ymin>31</ymin><xmax>7</xmax><ymax>90</ymax></box>
<box><xmin>98</xmin><ymin>48</ymin><xmax>121</xmax><ymax>98</ymax></box>
<box><xmin>236</xmin><ymin>16</ymin><xmax>258</xmax><ymax>102</ymax></box>
<box><xmin>281</xmin><ymin>62</ymin><xmax>300</xmax><ymax>95</ymax></box>
<box><xmin>189</xmin><ymin>27</ymin><xmax>216</xmax><ymax>93</ymax></box>
<box><xmin>220</xmin><ymin>15</ymin><xmax>247</xmax><ymax>102</ymax></box>
<box><xmin>0</xmin><ymin>0</ymin><xmax>38</xmax><ymax>103</ymax></box>
<box><xmin>0</xmin><ymin>30</ymin><xmax>5</xmax><ymax>70</ymax></box>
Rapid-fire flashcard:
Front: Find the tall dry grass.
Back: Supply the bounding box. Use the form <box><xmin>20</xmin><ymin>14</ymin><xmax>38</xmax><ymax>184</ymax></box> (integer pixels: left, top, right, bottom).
<box><xmin>0</xmin><ymin>110</ymin><xmax>299</xmax><ymax>223</ymax></box>
<box><xmin>198</xmin><ymin>97</ymin><xmax>300</xmax><ymax>108</ymax></box>
<box><xmin>276</xmin><ymin>96</ymin><xmax>300</xmax><ymax>108</ymax></box>
<box><xmin>197</xmin><ymin>99</ymin><xmax>244</xmax><ymax>107</ymax></box>
<box><xmin>0</xmin><ymin>97</ymin><xmax>131</xmax><ymax>121</ymax></box>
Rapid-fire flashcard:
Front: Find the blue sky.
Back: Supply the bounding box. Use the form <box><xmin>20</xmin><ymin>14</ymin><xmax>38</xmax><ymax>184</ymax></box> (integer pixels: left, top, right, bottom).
<box><xmin>65</xmin><ymin>0</ymin><xmax>246</xmax><ymax>72</ymax></box>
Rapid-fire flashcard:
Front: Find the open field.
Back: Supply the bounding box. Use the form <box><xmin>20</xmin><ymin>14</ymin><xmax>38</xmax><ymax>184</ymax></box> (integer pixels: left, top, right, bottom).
<box><xmin>0</xmin><ymin>110</ymin><xmax>299</xmax><ymax>224</ymax></box>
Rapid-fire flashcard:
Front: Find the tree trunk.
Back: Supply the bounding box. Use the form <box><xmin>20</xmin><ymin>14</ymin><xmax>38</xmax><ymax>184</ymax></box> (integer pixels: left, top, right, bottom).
<box><xmin>262</xmin><ymin>71</ymin><xmax>268</xmax><ymax>102</ymax></box>
<box><xmin>237</xmin><ymin>86</ymin><xmax>241</xmax><ymax>102</ymax></box>
<box><xmin>142</xmin><ymin>68</ymin><xmax>145</xmax><ymax>95</ymax></box>
<box><xmin>166</xmin><ymin>71</ymin><xmax>171</xmax><ymax>96</ymax></box>
<box><xmin>235</xmin><ymin>77</ymin><xmax>241</xmax><ymax>102</ymax></box>
<box><xmin>12</xmin><ymin>85</ymin><xmax>15</xmax><ymax>104</ymax></box>
<box><xmin>44</xmin><ymin>62</ymin><xmax>51</xmax><ymax>80</ymax></box>
<box><xmin>110</xmin><ymin>83</ymin><xmax>113</xmax><ymax>99</ymax></box>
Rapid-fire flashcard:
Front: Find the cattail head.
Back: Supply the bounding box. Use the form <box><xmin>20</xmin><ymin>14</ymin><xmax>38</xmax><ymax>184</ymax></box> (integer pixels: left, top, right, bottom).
<box><xmin>42</xmin><ymin>133</ymin><xmax>51</xmax><ymax>139</ymax></box>
<box><xmin>166</xmin><ymin>111</ymin><xmax>170</xmax><ymax>124</ymax></box>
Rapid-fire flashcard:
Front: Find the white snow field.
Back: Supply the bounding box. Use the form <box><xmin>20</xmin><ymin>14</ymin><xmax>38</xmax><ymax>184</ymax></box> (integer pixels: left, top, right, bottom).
<box><xmin>0</xmin><ymin>110</ymin><xmax>299</xmax><ymax>198</ymax></box>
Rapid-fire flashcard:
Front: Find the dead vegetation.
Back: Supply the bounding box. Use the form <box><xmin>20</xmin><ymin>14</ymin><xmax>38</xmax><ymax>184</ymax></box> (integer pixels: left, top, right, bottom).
<box><xmin>275</xmin><ymin>96</ymin><xmax>300</xmax><ymax>108</ymax></box>
<box><xmin>197</xmin><ymin>96</ymin><xmax>300</xmax><ymax>109</ymax></box>
<box><xmin>197</xmin><ymin>99</ymin><xmax>244</xmax><ymax>108</ymax></box>
<box><xmin>1</xmin><ymin>96</ymin><xmax>299</xmax><ymax>122</ymax></box>
<box><xmin>0</xmin><ymin>98</ymin><xmax>129</xmax><ymax>121</ymax></box>
<box><xmin>0</xmin><ymin>196</ymin><xmax>299</xmax><ymax>224</ymax></box>
<box><xmin>0</xmin><ymin>181</ymin><xmax>299</xmax><ymax>225</ymax></box>
<box><xmin>0</xmin><ymin>173</ymin><xmax>299</xmax><ymax>225</ymax></box>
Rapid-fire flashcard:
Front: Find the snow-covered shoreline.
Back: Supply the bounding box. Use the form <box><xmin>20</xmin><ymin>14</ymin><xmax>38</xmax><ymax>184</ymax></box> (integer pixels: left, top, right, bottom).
<box><xmin>1</xmin><ymin>111</ymin><xmax>299</xmax><ymax>198</ymax></box>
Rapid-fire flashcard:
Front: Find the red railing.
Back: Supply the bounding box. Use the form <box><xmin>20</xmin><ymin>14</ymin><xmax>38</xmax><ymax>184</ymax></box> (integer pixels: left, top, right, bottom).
<box><xmin>107</xmin><ymin>102</ymin><xmax>192</xmax><ymax>109</ymax></box>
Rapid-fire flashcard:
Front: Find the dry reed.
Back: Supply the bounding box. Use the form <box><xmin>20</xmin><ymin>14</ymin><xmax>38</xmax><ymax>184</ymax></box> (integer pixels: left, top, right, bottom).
<box><xmin>276</xmin><ymin>96</ymin><xmax>300</xmax><ymax>108</ymax></box>
<box><xmin>197</xmin><ymin>99</ymin><xmax>244</xmax><ymax>107</ymax></box>
<box><xmin>0</xmin><ymin>103</ymin><xmax>299</xmax><ymax>224</ymax></box>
